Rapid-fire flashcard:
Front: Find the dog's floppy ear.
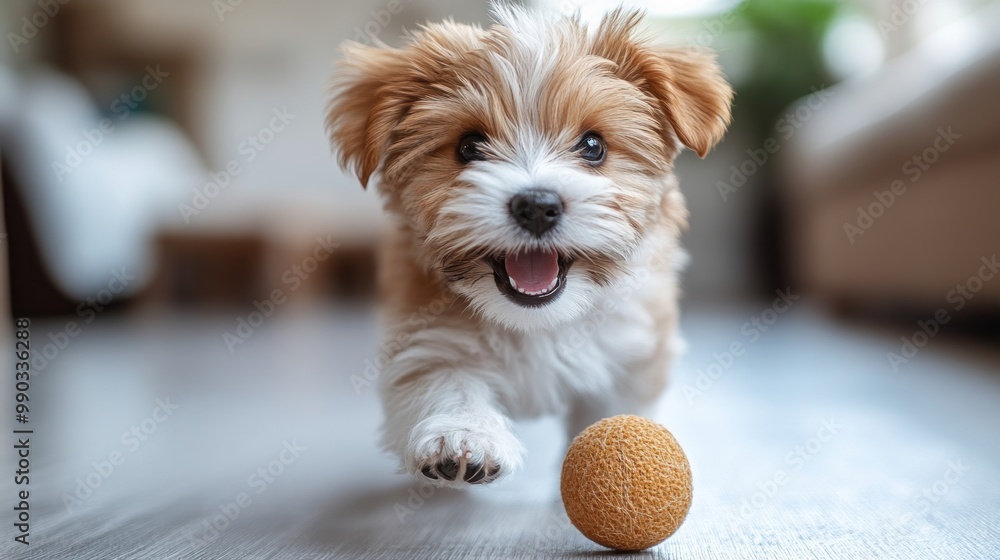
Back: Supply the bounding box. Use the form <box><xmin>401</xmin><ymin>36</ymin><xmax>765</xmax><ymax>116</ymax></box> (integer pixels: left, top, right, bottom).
<box><xmin>594</xmin><ymin>9</ymin><xmax>733</xmax><ymax>158</ymax></box>
<box><xmin>327</xmin><ymin>24</ymin><xmax>486</xmax><ymax>188</ymax></box>
<box><xmin>326</xmin><ymin>43</ymin><xmax>412</xmax><ymax>188</ymax></box>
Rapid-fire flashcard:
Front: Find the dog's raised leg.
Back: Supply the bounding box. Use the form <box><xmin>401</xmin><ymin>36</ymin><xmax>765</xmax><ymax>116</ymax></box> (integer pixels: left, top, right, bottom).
<box><xmin>380</xmin><ymin>371</ymin><xmax>524</xmax><ymax>487</ymax></box>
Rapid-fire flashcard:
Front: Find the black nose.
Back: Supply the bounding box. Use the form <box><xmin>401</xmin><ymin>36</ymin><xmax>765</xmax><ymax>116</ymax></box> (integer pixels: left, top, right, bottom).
<box><xmin>509</xmin><ymin>190</ymin><xmax>563</xmax><ymax>237</ymax></box>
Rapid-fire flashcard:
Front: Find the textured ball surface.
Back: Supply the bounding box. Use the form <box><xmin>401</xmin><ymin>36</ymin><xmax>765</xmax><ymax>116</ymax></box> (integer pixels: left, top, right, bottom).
<box><xmin>560</xmin><ymin>415</ymin><xmax>692</xmax><ymax>551</ymax></box>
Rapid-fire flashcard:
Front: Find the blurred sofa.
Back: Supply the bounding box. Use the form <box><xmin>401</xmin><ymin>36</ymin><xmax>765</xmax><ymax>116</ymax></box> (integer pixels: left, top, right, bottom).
<box><xmin>781</xmin><ymin>5</ymin><xmax>1000</xmax><ymax>315</ymax></box>
<box><xmin>1</xmin><ymin>65</ymin><xmax>206</xmax><ymax>312</ymax></box>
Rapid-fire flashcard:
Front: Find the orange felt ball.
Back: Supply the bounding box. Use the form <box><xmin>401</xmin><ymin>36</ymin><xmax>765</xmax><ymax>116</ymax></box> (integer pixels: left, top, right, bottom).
<box><xmin>560</xmin><ymin>415</ymin><xmax>692</xmax><ymax>551</ymax></box>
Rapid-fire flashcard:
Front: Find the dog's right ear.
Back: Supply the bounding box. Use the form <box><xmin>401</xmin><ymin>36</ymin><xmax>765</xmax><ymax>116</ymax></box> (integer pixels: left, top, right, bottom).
<box><xmin>328</xmin><ymin>24</ymin><xmax>486</xmax><ymax>188</ymax></box>
<box><xmin>326</xmin><ymin>43</ymin><xmax>413</xmax><ymax>188</ymax></box>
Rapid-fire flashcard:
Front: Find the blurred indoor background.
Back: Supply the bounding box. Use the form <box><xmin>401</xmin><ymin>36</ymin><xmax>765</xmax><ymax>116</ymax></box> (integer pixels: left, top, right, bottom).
<box><xmin>3</xmin><ymin>0</ymin><xmax>999</xmax><ymax>323</ymax></box>
<box><xmin>1</xmin><ymin>0</ymin><xmax>998</xmax><ymax>558</ymax></box>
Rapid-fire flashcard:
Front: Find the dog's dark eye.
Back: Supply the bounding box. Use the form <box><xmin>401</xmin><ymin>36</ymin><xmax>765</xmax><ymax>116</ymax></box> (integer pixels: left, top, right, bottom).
<box><xmin>574</xmin><ymin>133</ymin><xmax>606</xmax><ymax>165</ymax></box>
<box><xmin>457</xmin><ymin>133</ymin><xmax>488</xmax><ymax>163</ymax></box>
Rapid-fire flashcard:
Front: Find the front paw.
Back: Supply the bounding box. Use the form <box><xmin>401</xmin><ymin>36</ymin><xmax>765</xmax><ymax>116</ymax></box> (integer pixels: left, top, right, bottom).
<box><xmin>405</xmin><ymin>414</ymin><xmax>523</xmax><ymax>487</ymax></box>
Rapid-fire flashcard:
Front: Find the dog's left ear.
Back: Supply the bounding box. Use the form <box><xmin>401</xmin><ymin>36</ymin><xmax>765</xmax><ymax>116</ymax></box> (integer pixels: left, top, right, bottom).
<box><xmin>594</xmin><ymin>10</ymin><xmax>734</xmax><ymax>158</ymax></box>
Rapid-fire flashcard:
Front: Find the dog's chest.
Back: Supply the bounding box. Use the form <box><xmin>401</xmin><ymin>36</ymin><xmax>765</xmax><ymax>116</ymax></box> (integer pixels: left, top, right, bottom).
<box><xmin>484</xmin><ymin>295</ymin><xmax>659</xmax><ymax>418</ymax></box>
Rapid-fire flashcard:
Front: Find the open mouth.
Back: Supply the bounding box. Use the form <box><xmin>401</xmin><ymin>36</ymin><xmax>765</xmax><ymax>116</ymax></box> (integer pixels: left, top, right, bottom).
<box><xmin>486</xmin><ymin>249</ymin><xmax>573</xmax><ymax>307</ymax></box>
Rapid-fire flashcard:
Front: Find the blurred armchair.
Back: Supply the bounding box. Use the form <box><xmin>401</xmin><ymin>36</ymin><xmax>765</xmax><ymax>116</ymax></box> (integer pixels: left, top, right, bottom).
<box><xmin>1</xmin><ymin>65</ymin><xmax>206</xmax><ymax>314</ymax></box>
<box><xmin>780</xmin><ymin>4</ymin><xmax>1000</xmax><ymax>315</ymax></box>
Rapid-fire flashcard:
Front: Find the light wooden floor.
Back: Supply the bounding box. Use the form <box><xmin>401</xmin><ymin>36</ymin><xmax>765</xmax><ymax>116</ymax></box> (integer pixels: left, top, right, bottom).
<box><xmin>3</xmin><ymin>303</ymin><xmax>999</xmax><ymax>559</ymax></box>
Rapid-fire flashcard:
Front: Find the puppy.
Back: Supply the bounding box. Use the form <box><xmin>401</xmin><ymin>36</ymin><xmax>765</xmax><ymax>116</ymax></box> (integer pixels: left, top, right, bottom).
<box><xmin>327</xmin><ymin>6</ymin><xmax>732</xmax><ymax>487</ymax></box>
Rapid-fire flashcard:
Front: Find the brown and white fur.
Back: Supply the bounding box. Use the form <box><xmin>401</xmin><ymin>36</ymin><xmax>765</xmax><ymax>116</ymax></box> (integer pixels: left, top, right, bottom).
<box><xmin>326</xmin><ymin>5</ymin><xmax>732</xmax><ymax>487</ymax></box>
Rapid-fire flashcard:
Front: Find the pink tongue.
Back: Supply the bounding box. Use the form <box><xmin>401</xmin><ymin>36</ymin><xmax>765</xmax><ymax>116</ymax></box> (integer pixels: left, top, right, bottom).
<box><xmin>505</xmin><ymin>249</ymin><xmax>559</xmax><ymax>293</ymax></box>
